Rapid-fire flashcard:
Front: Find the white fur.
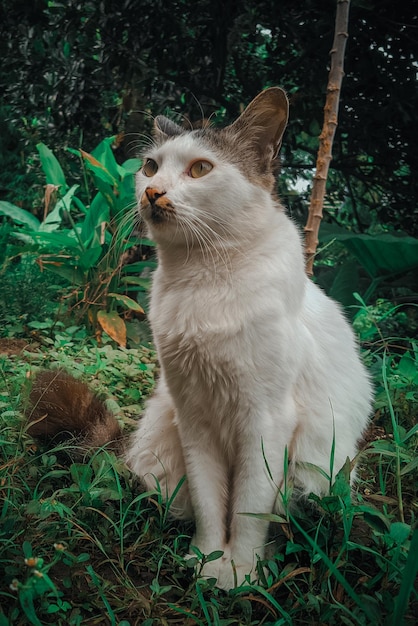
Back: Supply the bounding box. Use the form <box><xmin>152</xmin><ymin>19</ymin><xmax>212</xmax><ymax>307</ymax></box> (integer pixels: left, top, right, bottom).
<box><xmin>126</xmin><ymin>130</ymin><xmax>372</xmax><ymax>590</ymax></box>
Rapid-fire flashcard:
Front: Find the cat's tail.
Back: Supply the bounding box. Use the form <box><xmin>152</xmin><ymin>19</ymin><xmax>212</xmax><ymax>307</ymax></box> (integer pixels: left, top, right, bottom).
<box><xmin>26</xmin><ymin>370</ymin><xmax>123</xmax><ymax>456</ymax></box>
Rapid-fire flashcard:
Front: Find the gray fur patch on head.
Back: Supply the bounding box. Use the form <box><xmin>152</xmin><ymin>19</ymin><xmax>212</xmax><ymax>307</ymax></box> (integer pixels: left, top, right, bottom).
<box><xmin>149</xmin><ymin>88</ymin><xmax>288</xmax><ymax>193</ymax></box>
<box><xmin>198</xmin><ymin>126</ymin><xmax>280</xmax><ymax>192</ymax></box>
<box><xmin>153</xmin><ymin>116</ymin><xmax>185</xmax><ymax>144</ymax></box>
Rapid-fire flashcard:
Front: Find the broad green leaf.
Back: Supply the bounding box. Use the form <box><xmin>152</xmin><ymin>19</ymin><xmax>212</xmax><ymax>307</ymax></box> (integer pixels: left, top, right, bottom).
<box><xmin>78</xmin><ymin>147</ymin><xmax>120</xmax><ymax>214</ymax></box>
<box><xmin>0</xmin><ymin>201</ymin><xmax>40</xmax><ymax>230</ymax></box>
<box><xmin>39</xmin><ymin>263</ymin><xmax>86</xmax><ymax>285</ymax></box>
<box><xmin>78</xmin><ymin>245</ymin><xmax>103</xmax><ymax>270</ymax></box>
<box><xmin>355</xmin><ymin>504</ymin><xmax>391</xmax><ymax>533</ymax></box>
<box><xmin>120</xmin><ymin>277</ymin><xmax>152</xmax><ymax>290</ymax></box>
<box><xmin>389</xmin><ymin>522</ymin><xmax>411</xmax><ymax>545</ymax></box>
<box><xmin>397</xmin><ymin>353</ymin><xmax>418</xmax><ymax>383</ymax></box>
<box><xmin>40</xmin><ymin>184</ymin><xmax>80</xmax><ymax>232</ymax></box>
<box><xmin>121</xmin><ymin>157</ymin><xmax>142</xmax><ymax>174</ymax></box>
<box><xmin>91</xmin><ymin>136</ymin><xmax>124</xmax><ymax>180</ymax></box>
<box><xmin>118</xmin><ymin>172</ymin><xmax>137</xmax><ymax>215</ymax></box>
<box><xmin>80</xmin><ymin>192</ymin><xmax>110</xmax><ymax>245</ymax></box>
<box><xmin>121</xmin><ymin>260</ymin><xmax>158</xmax><ymax>273</ymax></box>
<box><xmin>72</xmin><ymin>195</ymin><xmax>88</xmax><ymax>214</ymax></box>
<box><xmin>108</xmin><ymin>293</ymin><xmax>145</xmax><ymax>312</ymax></box>
<box><xmin>32</xmin><ymin>230</ymin><xmax>81</xmax><ymax>250</ymax></box>
<box><xmin>36</xmin><ymin>142</ymin><xmax>67</xmax><ymax>188</ymax></box>
<box><xmin>319</xmin><ymin>223</ymin><xmax>418</xmax><ymax>277</ymax></box>
<box><xmin>328</xmin><ymin>261</ymin><xmax>359</xmax><ymax>308</ymax></box>
<box><xmin>80</xmin><ymin>149</ymin><xmax>117</xmax><ymax>186</ymax></box>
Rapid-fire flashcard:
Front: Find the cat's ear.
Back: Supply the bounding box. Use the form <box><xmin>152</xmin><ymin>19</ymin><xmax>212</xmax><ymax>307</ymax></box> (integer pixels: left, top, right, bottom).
<box><xmin>153</xmin><ymin>116</ymin><xmax>184</xmax><ymax>139</ymax></box>
<box><xmin>229</xmin><ymin>87</ymin><xmax>289</xmax><ymax>159</ymax></box>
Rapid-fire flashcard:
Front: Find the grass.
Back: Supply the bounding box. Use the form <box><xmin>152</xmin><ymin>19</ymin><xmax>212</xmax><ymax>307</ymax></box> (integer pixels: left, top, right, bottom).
<box><xmin>0</xmin><ymin>300</ymin><xmax>417</xmax><ymax>625</ymax></box>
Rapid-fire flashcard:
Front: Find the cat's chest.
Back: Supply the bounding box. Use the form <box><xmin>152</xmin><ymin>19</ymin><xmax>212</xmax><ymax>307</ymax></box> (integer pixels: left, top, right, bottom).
<box><xmin>150</xmin><ymin>276</ymin><xmax>246</xmax><ymax>384</ymax></box>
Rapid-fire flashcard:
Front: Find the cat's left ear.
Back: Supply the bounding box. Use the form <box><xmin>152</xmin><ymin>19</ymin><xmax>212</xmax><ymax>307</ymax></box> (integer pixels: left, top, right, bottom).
<box><xmin>229</xmin><ymin>87</ymin><xmax>289</xmax><ymax>159</ymax></box>
<box><xmin>153</xmin><ymin>115</ymin><xmax>184</xmax><ymax>140</ymax></box>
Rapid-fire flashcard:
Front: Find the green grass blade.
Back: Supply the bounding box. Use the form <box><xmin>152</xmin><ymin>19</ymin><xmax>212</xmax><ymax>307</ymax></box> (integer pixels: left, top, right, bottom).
<box><xmin>289</xmin><ymin>514</ymin><xmax>376</xmax><ymax>622</ymax></box>
<box><xmin>85</xmin><ymin>565</ymin><xmax>116</xmax><ymax>626</ymax></box>
<box><xmin>195</xmin><ymin>581</ymin><xmax>212</xmax><ymax>625</ymax></box>
<box><xmin>390</xmin><ymin>525</ymin><xmax>418</xmax><ymax>626</ymax></box>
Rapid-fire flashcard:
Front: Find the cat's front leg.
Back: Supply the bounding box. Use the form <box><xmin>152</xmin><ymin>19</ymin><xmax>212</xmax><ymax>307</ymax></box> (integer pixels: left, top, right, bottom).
<box><xmin>126</xmin><ymin>378</ymin><xmax>193</xmax><ymax>520</ymax></box>
<box><xmin>213</xmin><ymin>400</ymin><xmax>296</xmax><ymax>590</ymax></box>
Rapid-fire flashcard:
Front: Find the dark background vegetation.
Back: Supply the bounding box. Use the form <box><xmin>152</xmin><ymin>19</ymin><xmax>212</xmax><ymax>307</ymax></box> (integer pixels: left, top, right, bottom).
<box><xmin>1</xmin><ymin>0</ymin><xmax>417</xmax><ymax>235</ymax></box>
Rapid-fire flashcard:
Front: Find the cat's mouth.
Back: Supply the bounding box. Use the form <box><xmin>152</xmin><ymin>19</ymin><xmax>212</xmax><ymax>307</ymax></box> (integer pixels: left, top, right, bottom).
<box><xmin>140</xmin><ymin>188</ymin><xmax>175</xmax><ymax>224</ymax></box>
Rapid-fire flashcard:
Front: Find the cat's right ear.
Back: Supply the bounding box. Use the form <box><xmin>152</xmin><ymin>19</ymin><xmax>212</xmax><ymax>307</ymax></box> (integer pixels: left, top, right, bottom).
<box><xmin>153</xmin><ymin>116</ymin><xmax>184</xmax><ymax>139</ymax></box>
<box><xmin>228</xmin><ymin>87</ymin><xmax>289</xmax><ymax>160</ymax></box>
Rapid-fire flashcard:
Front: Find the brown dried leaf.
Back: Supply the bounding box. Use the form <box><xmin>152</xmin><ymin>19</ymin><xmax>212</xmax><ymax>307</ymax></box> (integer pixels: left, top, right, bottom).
<box><xmin>97</xmin><ymin>310</ymin><xmax>126</xmax><ymax>347</ymax></box>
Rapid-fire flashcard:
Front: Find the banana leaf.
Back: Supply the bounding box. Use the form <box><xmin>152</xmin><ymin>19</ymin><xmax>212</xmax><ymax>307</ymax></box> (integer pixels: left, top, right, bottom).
<box><xmin>319</xmin><ymin>223</ymin><xmax>418</xmax><ymax>277</ymax></box>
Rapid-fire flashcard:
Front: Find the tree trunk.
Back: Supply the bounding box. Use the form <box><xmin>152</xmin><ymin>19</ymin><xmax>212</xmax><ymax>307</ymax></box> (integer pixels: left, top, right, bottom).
<box><xmin>304</xmin><ymin>0</ymin><xmax>351</xmax><ymax>276</ymax></box>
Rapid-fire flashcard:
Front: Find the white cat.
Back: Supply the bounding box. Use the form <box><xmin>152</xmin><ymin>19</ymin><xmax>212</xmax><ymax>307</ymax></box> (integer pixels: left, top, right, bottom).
<box><xmin>125</xmin><ymin>87</ymin><xmax>373</xmax><ymax>591</ymax></box>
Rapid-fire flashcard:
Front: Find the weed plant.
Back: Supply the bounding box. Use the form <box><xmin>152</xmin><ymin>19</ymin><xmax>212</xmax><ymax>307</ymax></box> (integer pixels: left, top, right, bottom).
<box><xmin>0</xmin><ymin>300</ymin><xmax>417</xmax><ymax>625</ymax></box>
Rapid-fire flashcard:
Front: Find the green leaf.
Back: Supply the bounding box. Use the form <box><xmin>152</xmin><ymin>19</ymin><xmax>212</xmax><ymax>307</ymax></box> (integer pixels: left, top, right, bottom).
<box><xmin>389</xmin><ymin>522</ymin><xmax>411</xmax><ymax>545</ymax></box>
<box><xmin>38</xmin><ymin>262</ymin><xmax>86</xmax><ymax>286</ymax></box>
<box><xmin>81</xmin><ymin>149</ymin><xmax>117</xmax><ymax>187</ymax></box>
<box><xmin>39</xmin><ymin>185</ymin><xmax>80</xmax><ymax>232</ymax></box>
<box><xmin>108</xmin><ymin>293</ymin><xmax>145</xmax><ymax>313</ymax></box>
<box><xmin>0</xmin><ymin>201</ymin><xmax>41</xmax><ymax>230</ymax></box>
<box><xmin>80</xmin><ymin>193</ymin><xmax>110</xmax><ymax>246</ymax></box>
<box><xmin>328</xmin><ymin>261</ymin><xmax>359</xmax><ymax>308</ymax></box>
<box><xmin>22</xmin><ymin>541</ymin><xmax>33</xmax><ymax>558</ymax></box>
<box><xmin>70</xmin><ymin>463</ymin><xmax>93</xmax><ymax>490</ymax></box>
<box><xmin>78</xmin><ymin>245</ymin><xmax>103</xmax><ymax>271</ymax></box>
<box><xmin>91</xmin><ymin>137</ymin><xmax>123</xmax><ymax>180</ymax></box>
<box><xmin>19</xmin><ymin>587</ymin><xmax>43</xmax><ymax>626</ymax></box>
<box><xmin>122</xmin><ymin>260</ymin><xmax>158</xmax><ymax>273</ymax></box>
<box><xmin>36</xmin><ymin>143</ymin><xmax>67</xmax><ymax>188</ymax></box>
<box><xmin>204</xmin><ymin>550</ymin><xmax>224</xmax><ymax>563</ymax></box>
<box><xmin>121</xmin><ymin>157</ymin><xmax>143</xmax><ymax>174</ymax></box>
<box><xmin>330</xmin><ymin>457</ymin><xmax>352</xmax><ymax>503</ymax></box>
<box><xmin>33</xmin><ymin>231</ymin><xmax>81</xmax><ymax>250</ymax></box>
<box><xmin>356</xmin><ymin>505</ymin><xmax>391</xmax><ymax>533</ymax></box>
<box><xmin>319</xmin><ymin>224</ymin><xmax>418</xmax><ymax>277</ymax></box>
<box><xmin>397</xmin><ymin>353</ymin><xmax>418</xmax><ymax>383</ymax></box>
<box><xmin>391</xmin><ymin>525</ymin><xmax>418</xmax><ymax>625</ymax></box>
<box><xmin>121</xmin><ymin>277</ymin><xmax>152</xmax><ymax>290</ymax></box>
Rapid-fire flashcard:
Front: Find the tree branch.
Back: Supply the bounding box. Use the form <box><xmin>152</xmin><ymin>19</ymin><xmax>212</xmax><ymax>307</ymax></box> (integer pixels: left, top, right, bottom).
<box><xmin>304</xmin><ymin>0</ymin><xmax>351</xmax><ymax>275</ymax></box>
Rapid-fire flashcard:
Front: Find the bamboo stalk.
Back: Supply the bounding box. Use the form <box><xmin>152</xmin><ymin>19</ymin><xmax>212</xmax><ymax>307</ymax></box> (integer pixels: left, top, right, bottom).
<box><xmin>304</xmin><ymin>0</ymin><xmax>351</xmax><ymax>276</ymax></box>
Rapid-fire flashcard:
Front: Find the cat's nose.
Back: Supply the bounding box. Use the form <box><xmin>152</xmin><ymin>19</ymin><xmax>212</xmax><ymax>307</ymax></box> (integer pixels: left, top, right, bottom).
<box><xmin>144</xmin><ymin>187</ymin><xmax>166</xmax><ymax>206</ymax></box>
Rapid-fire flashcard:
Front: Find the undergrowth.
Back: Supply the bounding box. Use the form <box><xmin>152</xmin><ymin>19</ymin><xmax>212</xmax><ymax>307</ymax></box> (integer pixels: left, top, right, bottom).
<box><xmin>0</xmin><ymin>300</ymin><xmax>417</xmax><ymax>625</ymax></box>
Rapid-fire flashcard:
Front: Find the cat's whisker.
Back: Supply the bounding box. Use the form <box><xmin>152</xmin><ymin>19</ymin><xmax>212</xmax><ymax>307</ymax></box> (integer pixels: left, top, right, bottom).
<box><xmin>177</xmin><ymin>214</ymin><xmax>218</xmax><ymax>273</ymax></box>
<box><xmin>177</xmin><ymin>213</ymin><xmax>233</xmax><ymax>281</ymax></box>
<box><xmin>176</xmin><ymin>201</ymin><xmax>241</xmax><ymax>253</ymax></box>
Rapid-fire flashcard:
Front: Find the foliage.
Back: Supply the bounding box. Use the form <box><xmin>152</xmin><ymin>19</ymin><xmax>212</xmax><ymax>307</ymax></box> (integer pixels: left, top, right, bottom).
<box><xmin>0</xmin><ymin>137</ymin><xmax>155</xmax><ymax>347</ymax></box>
<box><xmin>0</xmin><ymin>300</ymin><xmax>417</xmax><ymax>625</ymax></box>
<box><xmin>0</xmin><ymin>0</ymin><xmax>417</xmax><ymax>235</ymax></box>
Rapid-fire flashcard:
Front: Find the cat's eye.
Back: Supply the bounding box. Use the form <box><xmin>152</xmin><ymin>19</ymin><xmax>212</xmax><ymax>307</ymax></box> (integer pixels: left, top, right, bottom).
<box><xmin>142</xmin><ymin>158</ymin><xmax>158</xmax><ymax>177</ymax></box>
<box><xmin>189</xmin><ymin>160</ymin><xmax>213</xmax><ymax>178</ymax></box>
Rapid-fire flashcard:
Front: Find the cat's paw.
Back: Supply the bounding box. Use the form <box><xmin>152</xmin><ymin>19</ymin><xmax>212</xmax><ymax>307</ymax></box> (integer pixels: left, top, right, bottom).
<box><xmin>185</xmin><ymin>544</ymin><xmax>261</xmax><ymax>590</ymax></box>
<box><xmin>200</xmin><ymin>559</ymin><xmax>255</xmax><ymax>591</ymax></box>
<box><xmin>189</xmin><ymin>551</ymin><xmax>256</xmax><ymax>590</ymax></box>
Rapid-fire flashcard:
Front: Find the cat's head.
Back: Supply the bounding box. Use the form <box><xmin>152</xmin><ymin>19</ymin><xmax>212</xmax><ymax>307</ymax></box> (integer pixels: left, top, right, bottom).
<box><xmin>136</xmin><ymin>87</ymin><xmax>288</xmax><ymax>247</ymax></box>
